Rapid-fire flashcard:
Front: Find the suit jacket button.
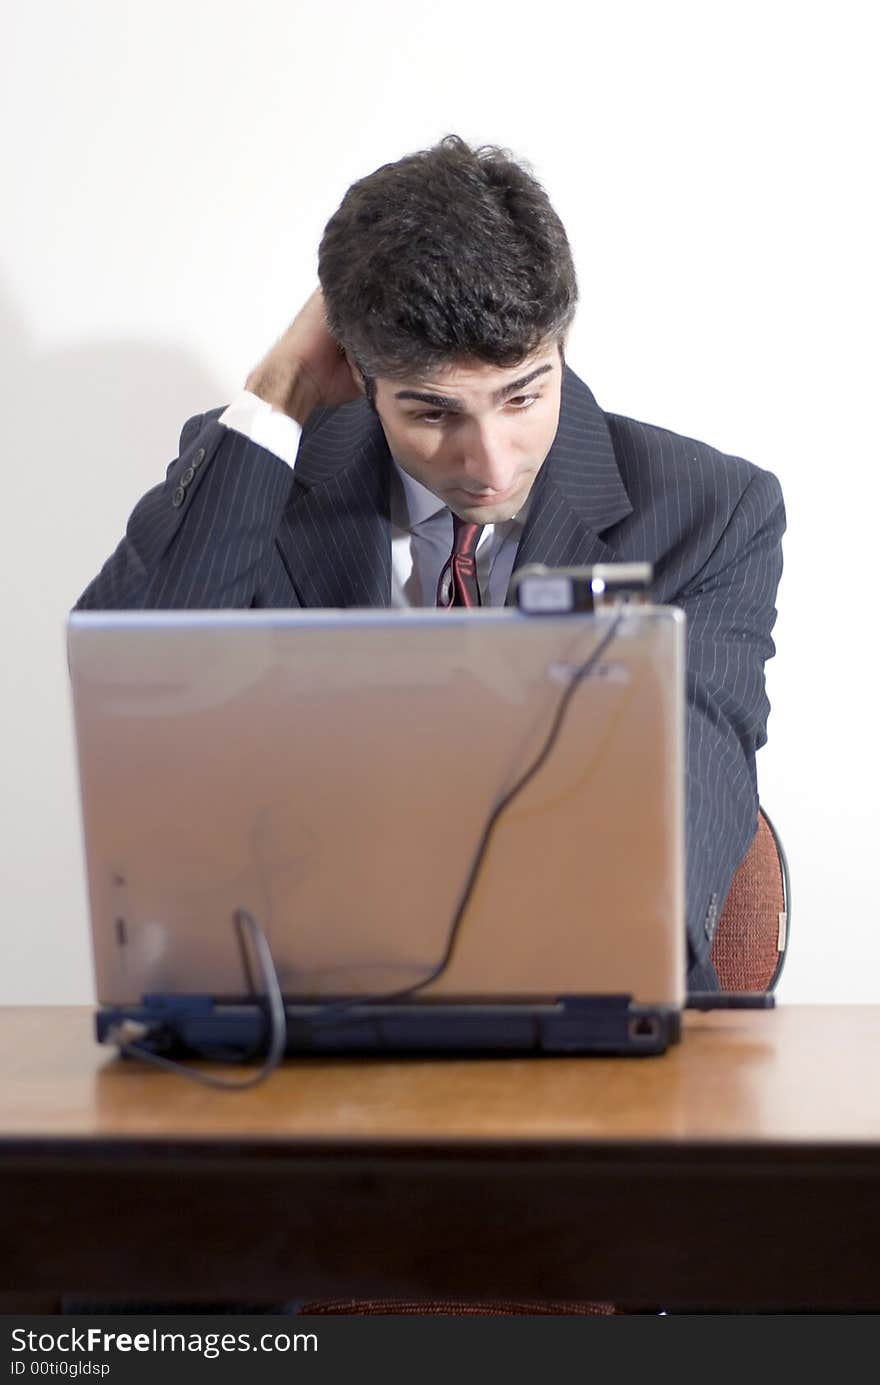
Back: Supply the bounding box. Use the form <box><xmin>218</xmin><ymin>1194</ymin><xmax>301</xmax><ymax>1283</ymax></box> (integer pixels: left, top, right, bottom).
<box><xmin>192</xmin><ymin>448</ymin><xmax>206</xmax><ymax>468</ymax></box>
<box><xmin>181</xmin><ymin>466</ymin><xmax>195</xmax><ymax>485</ymax></box>
<box><xmin>171</xmin><ymin>485</ymin><xmax>186</xmax><ymax>508</ymax></box>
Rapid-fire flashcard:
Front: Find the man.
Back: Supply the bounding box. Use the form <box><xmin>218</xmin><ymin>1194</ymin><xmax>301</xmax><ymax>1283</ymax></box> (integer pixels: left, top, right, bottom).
<box><xmin>76</xmin><ymin>134</ymin><xmax>785</xmax><ymax>992</ymax></box>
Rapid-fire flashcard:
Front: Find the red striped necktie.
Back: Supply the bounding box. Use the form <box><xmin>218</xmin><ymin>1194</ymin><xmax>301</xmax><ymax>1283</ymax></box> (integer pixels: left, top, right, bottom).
<box><xmin>436</xmin><ymin>514</ymin><xmax>484</xmax><ymax>608</ymax></box>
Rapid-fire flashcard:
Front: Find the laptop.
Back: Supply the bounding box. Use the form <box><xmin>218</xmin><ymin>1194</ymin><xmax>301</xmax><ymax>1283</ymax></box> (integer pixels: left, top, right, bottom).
<box><xmin>67</xmin><ymin>598</ymin><xmax>685</xmax><ymax>1058</ymax></box>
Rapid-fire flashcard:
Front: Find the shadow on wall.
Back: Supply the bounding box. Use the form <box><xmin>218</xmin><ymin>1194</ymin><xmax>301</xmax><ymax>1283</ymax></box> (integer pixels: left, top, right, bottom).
<box><xmin>0</xmin><ymin>275</ymin><xmax>230</xmax><ymax>1003</ymax></box>
<box><xmin>0</xmin><ymin>276</ymin><xmax>229</xmax><ymax>608</ymax></box>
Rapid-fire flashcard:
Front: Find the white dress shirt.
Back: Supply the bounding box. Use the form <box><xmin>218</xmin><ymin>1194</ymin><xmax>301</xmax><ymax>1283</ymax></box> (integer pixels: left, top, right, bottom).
<box><xmin>219</xmin><ymin>390</ymin><xmax>528</xmax><ymax>607</ymax></box>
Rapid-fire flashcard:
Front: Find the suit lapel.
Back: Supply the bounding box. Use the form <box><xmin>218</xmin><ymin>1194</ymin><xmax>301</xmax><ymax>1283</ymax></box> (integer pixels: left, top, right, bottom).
<box><xmin>276</xmin><ymin>403</ymin><xmax>392</xmax><ymax>608</ymax></box>
<box><xmin>513</xmin><ymin>367</ymin><xmax>633</xmax><ymax>579</ymax></box>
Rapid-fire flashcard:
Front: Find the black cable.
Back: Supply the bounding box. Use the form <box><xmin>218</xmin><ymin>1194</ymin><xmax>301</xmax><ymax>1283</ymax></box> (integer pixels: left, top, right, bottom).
<box><xmin>311</xmin><ymin>608</ymin><xmax>627</xmax><ymax>1026</ymax></box>
<box><xmin>106</xmin><ymin>909</ymin><xmax>287</xmax><ymax>1090</ymax></box>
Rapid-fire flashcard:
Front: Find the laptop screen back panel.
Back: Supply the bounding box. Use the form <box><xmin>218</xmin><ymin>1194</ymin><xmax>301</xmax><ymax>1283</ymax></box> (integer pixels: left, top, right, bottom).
<box><xmin>68</xmin><ymin>608</ymin><xmax>685</xmax><ymax>1011</ymax></box>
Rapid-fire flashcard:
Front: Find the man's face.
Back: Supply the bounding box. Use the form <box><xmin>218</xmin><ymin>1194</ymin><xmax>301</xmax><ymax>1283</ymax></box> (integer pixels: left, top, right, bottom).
<box><xmin>371</xmin><ymin>343</ymin><xmax>564</xmax><ymax>525</ymax></box>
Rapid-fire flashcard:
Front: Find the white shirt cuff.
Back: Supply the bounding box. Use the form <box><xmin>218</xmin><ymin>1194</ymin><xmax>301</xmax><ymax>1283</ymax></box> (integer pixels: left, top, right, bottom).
<box><xmin>218</xmin><ymin>390</ymin><xmax>303</xmax><ymax>466</ymax></box>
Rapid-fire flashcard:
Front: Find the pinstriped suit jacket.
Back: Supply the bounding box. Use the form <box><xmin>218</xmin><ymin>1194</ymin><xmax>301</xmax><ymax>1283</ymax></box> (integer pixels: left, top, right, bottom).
<box><xmin>76</xmin><ymin>366</ymin><xmax>785</xmax><ymax>989</ymax></box>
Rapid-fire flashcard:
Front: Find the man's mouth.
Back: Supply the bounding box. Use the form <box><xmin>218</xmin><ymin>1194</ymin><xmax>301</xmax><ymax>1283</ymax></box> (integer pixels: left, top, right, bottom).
<box><xmin>451</xmin><ymin>486</ymin><xmax>517</xmax><ymax>507</ymax></box>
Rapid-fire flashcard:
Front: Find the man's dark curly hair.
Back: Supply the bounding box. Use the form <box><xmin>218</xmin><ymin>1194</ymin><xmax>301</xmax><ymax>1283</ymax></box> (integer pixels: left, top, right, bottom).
<box><xmin>318</xmin><ymin>134</ymin><xmax>578</xmax><ymax>397</ymax></box>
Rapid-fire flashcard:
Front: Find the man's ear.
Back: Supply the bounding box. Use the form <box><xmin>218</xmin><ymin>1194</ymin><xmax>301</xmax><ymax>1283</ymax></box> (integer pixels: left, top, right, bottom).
<box><xmin>347</xmin><ymin>354</ymin><xmax>367</xmax><ymax>396</ymax></box>
<box><xmin>347</xmin><ymin>355</ymin><xmax>379</xmax><ymax>410</ymax></box>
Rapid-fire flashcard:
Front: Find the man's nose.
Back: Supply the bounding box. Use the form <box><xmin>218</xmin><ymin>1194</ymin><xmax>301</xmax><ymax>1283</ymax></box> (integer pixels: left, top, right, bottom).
<box><xmin>458</xmin><ymin>421</ymin><xmax>515</xmax><ymax>493</ymax></box>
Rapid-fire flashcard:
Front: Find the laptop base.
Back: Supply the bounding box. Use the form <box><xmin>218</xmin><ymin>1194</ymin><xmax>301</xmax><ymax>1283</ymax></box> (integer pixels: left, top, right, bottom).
<box><xmin>96</xmin><ymin>993</ymin><xmax>682</xmax><ymax>1059</ymax></box>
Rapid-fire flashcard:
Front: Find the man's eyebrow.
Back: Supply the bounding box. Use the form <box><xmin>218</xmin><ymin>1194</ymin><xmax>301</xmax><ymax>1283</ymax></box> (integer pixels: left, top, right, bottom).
<box><xmin>494</xmin><ymin>363</ymin><xmax>554</xmax><ymax>400</ymax></box>
<box><xmin>394</xmin><ymin>362</ymin><xmax>555</xmax><ymax>410</ymax></box>
<box><xmin>393</xmin><ymin>387</ymin><xmax>462</xmax><ymax>409</ymax></box>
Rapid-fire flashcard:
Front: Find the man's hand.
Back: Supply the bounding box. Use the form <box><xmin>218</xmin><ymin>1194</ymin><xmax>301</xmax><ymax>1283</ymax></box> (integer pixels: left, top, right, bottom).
<box><xmin>245</xmin><ymin>288</ymin><xmax>363</xmax><ymax>426</ymax></box>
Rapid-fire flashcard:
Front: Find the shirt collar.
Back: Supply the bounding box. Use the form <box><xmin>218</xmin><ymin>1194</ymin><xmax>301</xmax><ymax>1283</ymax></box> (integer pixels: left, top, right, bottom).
<box><xmin>391</xmin><ymin>457</ymin><xmax>447</xmax><ymax>529</ymax></box>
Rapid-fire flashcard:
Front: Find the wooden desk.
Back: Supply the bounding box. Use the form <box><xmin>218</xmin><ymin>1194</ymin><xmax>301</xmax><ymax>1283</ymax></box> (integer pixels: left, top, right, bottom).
<box><xmin>2</xmin><ymin>1004</ymin><xmax>880</xmax><ymax>1311</ymax></box>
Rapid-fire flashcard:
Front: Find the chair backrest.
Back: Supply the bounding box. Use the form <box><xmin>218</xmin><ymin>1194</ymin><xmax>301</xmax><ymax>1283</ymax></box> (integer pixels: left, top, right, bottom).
<box><xmin>711</xmin><ymin>807</ymin><xmax>790</xmax><ymax>992</ymax></box>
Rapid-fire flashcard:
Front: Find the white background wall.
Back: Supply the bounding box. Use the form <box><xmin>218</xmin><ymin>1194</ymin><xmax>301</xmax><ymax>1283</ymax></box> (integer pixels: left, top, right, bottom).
<box><xmin>2</xmin><ymin>0</ymin><xmax>877</xmax><ymax>1005</ymax></box>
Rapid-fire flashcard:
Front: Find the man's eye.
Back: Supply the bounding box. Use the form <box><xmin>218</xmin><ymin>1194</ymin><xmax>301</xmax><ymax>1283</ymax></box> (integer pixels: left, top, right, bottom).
<box><xmin>416</xmin><ymin>410</ymin><xmax>452</xmax><ymax>424</ymax></box>
<box><xmin>507</xmin><ymin>394</ymin><xmax>538</xmax><ymax>409</ymax></box>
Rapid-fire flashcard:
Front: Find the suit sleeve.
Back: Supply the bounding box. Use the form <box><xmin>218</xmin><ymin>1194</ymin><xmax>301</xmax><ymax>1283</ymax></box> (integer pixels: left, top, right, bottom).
<box><xmin>74</xmin><ymin>414</ymin><xmax>294</xmax><ymax>609</ymax></box>
<box><xmin>677</xmin><ymin>466</ymin><xmax>785</xmax><ymax>988</ymax></box>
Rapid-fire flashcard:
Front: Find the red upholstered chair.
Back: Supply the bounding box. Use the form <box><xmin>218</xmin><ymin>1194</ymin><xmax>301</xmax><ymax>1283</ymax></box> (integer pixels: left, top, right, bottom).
<box><xmin>300</xmin><ymin>807</ymin><xmax>790</xmax><ymax>1317</ymax></box>
<box><xmin>300</xmin><ymin>1298</ymin><xmax>618</xmax><ymax>1315</ymax></box>
<box><xmin>711</xmin><ymin>806</ymin><xmax>790</xmax><ymax>992</ymax></box>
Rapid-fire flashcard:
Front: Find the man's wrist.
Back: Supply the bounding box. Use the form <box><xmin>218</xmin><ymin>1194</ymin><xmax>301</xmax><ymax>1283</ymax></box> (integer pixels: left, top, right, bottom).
<box><xmin>244</xmin><ymin>360</ymin><xmax>323</xmax><ymax>427</ymax></box>
<box><xmin>219</xmin><ymin>392</ymin><xmax>303</xmax><ymax>466</ymax></box>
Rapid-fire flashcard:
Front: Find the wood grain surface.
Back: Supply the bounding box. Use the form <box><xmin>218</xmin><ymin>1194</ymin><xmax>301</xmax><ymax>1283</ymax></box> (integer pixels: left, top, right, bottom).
<box><xmin>3</xmin><ymin>1005</ymin><xmax>880</xmax><ymax>1311</ymax></box>
<box><xmin>0</xmin><ymin>1004</ymin><xmax>877</xmax><ymax>1142</ymax></box>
